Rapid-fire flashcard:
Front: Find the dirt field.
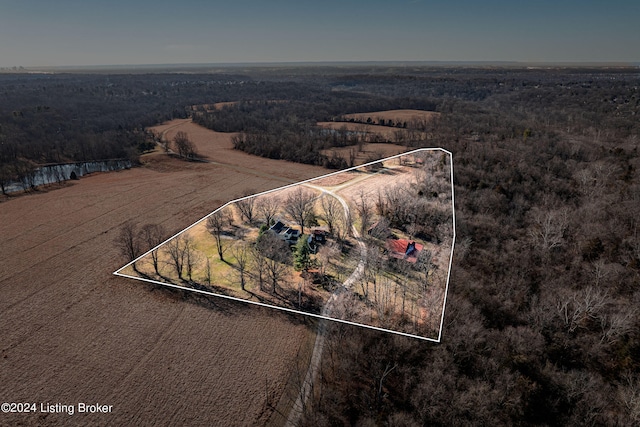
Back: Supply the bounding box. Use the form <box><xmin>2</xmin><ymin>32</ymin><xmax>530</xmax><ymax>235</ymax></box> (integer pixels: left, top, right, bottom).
<box><xmin>316</xmin><ymin>121</ymin><xmax>400</xmax><ymax>140</ymax></box>
<box><xmin>0</xmin><ymin>125</ymin><xmax>328</xmax><ymax>425</ymax></box>
<box><xmin>342</xmin><ymin>109</ymin><xmax>439</xmax><ymax>124</ymax></box>
<box><xmin>151</xmin><ymin>119</ymin><xmax>326</xmax><ymax>184</ymax></box>
<box><xmin>319</xmin><ymin>141</ymin><xmax>409</xmax><ymax>166</ymax></box>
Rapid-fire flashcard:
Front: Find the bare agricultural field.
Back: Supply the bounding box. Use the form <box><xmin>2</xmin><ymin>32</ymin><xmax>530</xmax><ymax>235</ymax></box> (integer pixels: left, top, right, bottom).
<box><xmin>210</xmin><ymin>101</ymin><xmax>239</xmax><ymax>110</ymax></box>
<box><xmin>317</xmin><ymin>121</ymin><xmax>399</xmax><ymax>140</ymax></box>
<box><xmin>309</xmin><ymin>170</ymin><xmax>359</xmax><ymax>187</ymax></box>
<box><xmin>147</xmin><ymin>117</ymin><xmax>191</xmax><ymax>137</ymax></box>
<box><xmin>319</xmin><ymin>142</ymin><xmax>409</xmax><ymax>166</ymax></box>
<box><xmin>342</xmin><ymin>109</ymin><xmax>440</xmax><ymax>125</ymax></box>
<box><xmin>150</xmin><ymin>119</ymin><xmax>327</xmax><ymax>183</ymax></box>
<box><xmin>0</xmin><ymin>141</ymin><xmax>327</xmax><ymax>425</ymax></box>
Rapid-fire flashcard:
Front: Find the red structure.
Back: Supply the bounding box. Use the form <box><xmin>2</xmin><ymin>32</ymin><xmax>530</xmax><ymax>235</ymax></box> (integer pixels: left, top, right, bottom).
<box><xmin>385</xmin><ymin>239</ymin><xmax>424</xmax><ymax>263</ymax></box>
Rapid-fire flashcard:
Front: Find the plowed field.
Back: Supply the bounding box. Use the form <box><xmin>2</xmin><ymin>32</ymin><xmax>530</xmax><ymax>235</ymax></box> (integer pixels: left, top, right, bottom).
<box><xmin>0</xmin><ymin>123</ymin><xmax>327</xmax><ymax>426</ymax></box>
<box><xmin>342</xmin><ymin>109</ymin><xmax>439</xmax><ymax>123</ymax></box>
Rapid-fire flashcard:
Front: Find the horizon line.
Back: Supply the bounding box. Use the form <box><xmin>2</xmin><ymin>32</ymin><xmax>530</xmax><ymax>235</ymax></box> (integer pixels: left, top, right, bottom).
<box><xmin>2</xmin><ymin>60</ymin><xmax>639</xmax><ymax>72</ymax></box>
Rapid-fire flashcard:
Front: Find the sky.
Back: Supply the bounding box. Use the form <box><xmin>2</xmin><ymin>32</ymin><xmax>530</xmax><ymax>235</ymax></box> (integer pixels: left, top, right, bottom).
<box><xmin>0</xmin><ymin>0</ymin><xmax>638</xmax><ymax>67</ymax></box>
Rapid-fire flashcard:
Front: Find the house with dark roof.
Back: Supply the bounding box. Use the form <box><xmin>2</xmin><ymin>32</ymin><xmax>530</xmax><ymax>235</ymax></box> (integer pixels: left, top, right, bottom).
<box><xmin>269</xmin><ymin>220</ymin><xmax>286</xmax><ymax>234</ymax></box>
<box><xmin>269</xmin><ymin>220</ymin><xmax>300</xmax><ymax>245</ymax></box>
<box><xmin>282</xmin><ymin>227</ymin><xmax>300</xmax><ymax>243</ymax></box>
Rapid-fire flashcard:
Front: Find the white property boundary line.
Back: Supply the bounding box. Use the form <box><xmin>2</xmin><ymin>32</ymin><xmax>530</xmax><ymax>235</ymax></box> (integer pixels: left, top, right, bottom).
<box><xmin>113</xmin><ymin>148</ymin><xmax>456</xmax><ymax>343</ymax></box>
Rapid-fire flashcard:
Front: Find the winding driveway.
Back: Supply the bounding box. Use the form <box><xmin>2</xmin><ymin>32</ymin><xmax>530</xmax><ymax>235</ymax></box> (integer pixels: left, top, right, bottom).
<box><xmin>284</xmin><ymin>177</ymin><xmax>376</xmax><ymax>426</ymax></box>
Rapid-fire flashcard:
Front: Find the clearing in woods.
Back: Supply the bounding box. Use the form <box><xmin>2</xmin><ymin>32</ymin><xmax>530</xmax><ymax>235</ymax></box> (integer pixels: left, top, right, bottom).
<box><xmin>317</xmin><ymin>109</ymin><xmax>439</xmax><ymax>166</ymax></box>
<box><xmin>115</xmin><ymin>148</ymin><xmax>455</xmax><ymax>341</ymax></box>
<box><xmin>342</xmin><ymin>109</ymin><xmax>440</xmax><ymax>124</ymax></box>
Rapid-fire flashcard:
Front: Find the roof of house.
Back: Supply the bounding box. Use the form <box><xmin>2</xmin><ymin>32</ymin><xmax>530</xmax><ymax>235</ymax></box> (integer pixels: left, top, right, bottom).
<box><xmin>269</xmin><ymin>221</ymin><xmax>300</xmax><ymax>243</ymax></box>
<box><xmin>385</xmin><ymin>239</ymin><xmax>424</xmax><ymax>263</ymax></box>
<box><xmin>270</xmin><ymin>221</ymin><xmax>286</xmax><ymax>233</ymax></box>
<box><xmin>283</xmin><ymin>227</ymin><xmax>300</xmax><ymax>237</ymax></box>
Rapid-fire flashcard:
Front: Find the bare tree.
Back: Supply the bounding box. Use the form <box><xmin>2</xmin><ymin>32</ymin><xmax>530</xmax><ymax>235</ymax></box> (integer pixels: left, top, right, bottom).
<box><xmin>184</xmin><ymin>237</ymin><xmax>199</xmax><ymax>282</ymax></box>
<box><xmin>235</xmin><ymin>190</ymin><xmax>257</xmax><ymax>224</ymax></box>
<box><xmin>317</xmin><ymin>241</ymin><xmax>340</xmax><ymax>276</ymax></box>
<box><xmin>320</xmin><ymin>195</ymin><xmax>341</xmax><ymax>236</ymax></box>
<box><xmin>375</xmin><ymin>276</ymin><xmax>394</xmax><ymax>322</ymax></box>
<box><xmin>0</xmin><ymin>138</ymin><xmax>17</xmax><ymax>195</ymax></box>
<box><xmin>368</xmin><ymin>217</ymin><xmax>391</xmax><ymax>240</ymax></box>
<box><xmin>348</xmin><ymin>148</ymin><xmax>357</xmax><ymax>167</ymax></box>
<box><xmin>231</xmin><ymin>243</ymin><xmax>251</xmax><ymax>291</ymax></box>
<box><xmin>364</xmin><ymin>244</ymin><xmax>384</xmax><ymax>303</ymax></box>
<box><xmin>256</xmin><ymin>232</ymin><xmax>291</xmax><ymax>294</ymax></box>
<box><xmin>415</xmin><ymin>249</ymin><xmax>433</xmax><ymax>293</ymax></box>
<box><xmin>114</xmin><ymin>222</ymin><xmax>141</xmax><ymax>269</ymax></box>
<box><xmin>0</xmin><ymin>162</ymin><xmax>13</xmax><ymax>195</ymax></box>
<box><xmin>377</xmin><ymin>361</ymin><xmax>398</xmax><ymax>407</ymax></box>
<box><xmin>600</xmin><ymin>307</ymin><xmax>636</xmax><ymax>345</ymax></box>
<box><xmin>574</xmin><ymin>162</ymin><xmax>614</xmax><ymax>201</ymax></box>
<box><xmin>454</xmin><ymin>236</ymin><xmax>473</xmax><ymax>263</ymax></box>
<box><xmin>251</xmin><ymin>245</ymin><xmax>267</xmax><ymax>291</ymax></box>
<box><xmin>15</xmin><ymin>160</ymin><xmax>37</xmax><ymax>191</ymax></box>
<box><xmin>140</xmin><ymin>223</ymin><xmax>166</xmax><ymax>275</ymax></box>
<box><xmin>207</xmin><ymin>209</ymin><xmax>232</xmax><ymax>262</ymax></box>
<box><xmin>204</xmin><ymin>257</ymin><xmax>212</xmax><ymax>285</ymax></box>
<box><xmin>529</xmin><ymin>208</ymin><xmax>568</xmax><ymax>254</ymax></box>
<box><xmin>334</xmin><ymin>206</ymin><xmax>352</xmax><ymax>244</ymax></box>
<box><xmin>256</xmin><ymin>195</ymin><xmax>280</xmax><ymax>226</ymax></box>
<box><xmin>382</xmin><ymin>184</ymin><xmax>414</xmax><ymax>227</ymax></box>
<box><xmin>265</xmin><ymin>250</ymin><xmax>291</xmax><ymax>294</ymax></box>
<box><xmin>165</xmin><ymin>234</ymin><xmax>191</xmax><ymax>281</ymax></box>
<box><xmin>391</xmin><ymin>257</ymin><xmax>412</xmax><ymax>318</ymax></box>
<box><xmin>375</xmin><ymin>189</ymin><xmax>389</xmax><ymax>217</ymax></box>
<box><xmin>619</xmin><ymin>374</ymin><xmax>640</xmax><ymax>423</ymax></box>
<box><xmin>284</xmin><ymin>187</ymin><xmax>316</xmax><ymax>233</ymax></box>
<box><xmin>354</xmin><ymin>190</ymin><xmax>372</xmax><ymax>236</ymax></box>
<box><xmin>173</xmin><ymin>131</ymin><xmax>197</xmax><ymax>159</ymax></box>
<box><xmin>556</xmin><ymin>286</ymin><xmax>609</xmax><ymax>333</ymax></box>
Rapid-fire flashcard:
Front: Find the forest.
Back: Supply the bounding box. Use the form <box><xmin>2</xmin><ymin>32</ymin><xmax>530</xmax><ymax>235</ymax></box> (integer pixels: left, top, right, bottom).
<box><xmin>0</xmin><ymin>71</ymin><xmax>332</xmax><ymax>192</ymax></box>
<box><xmin>3</xmin><ymin>65</ymin><xmax>640</xmax><ymax>424</ymax></box>
<box><xmin>293</xmin><ymin>68</ymin><xmax>640</xmax><ymax>426</ymax></box>
<box><xmin>197</xmin><ymin>66</ymin><xmax>640</xmax><ymax>425</ymax></box>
